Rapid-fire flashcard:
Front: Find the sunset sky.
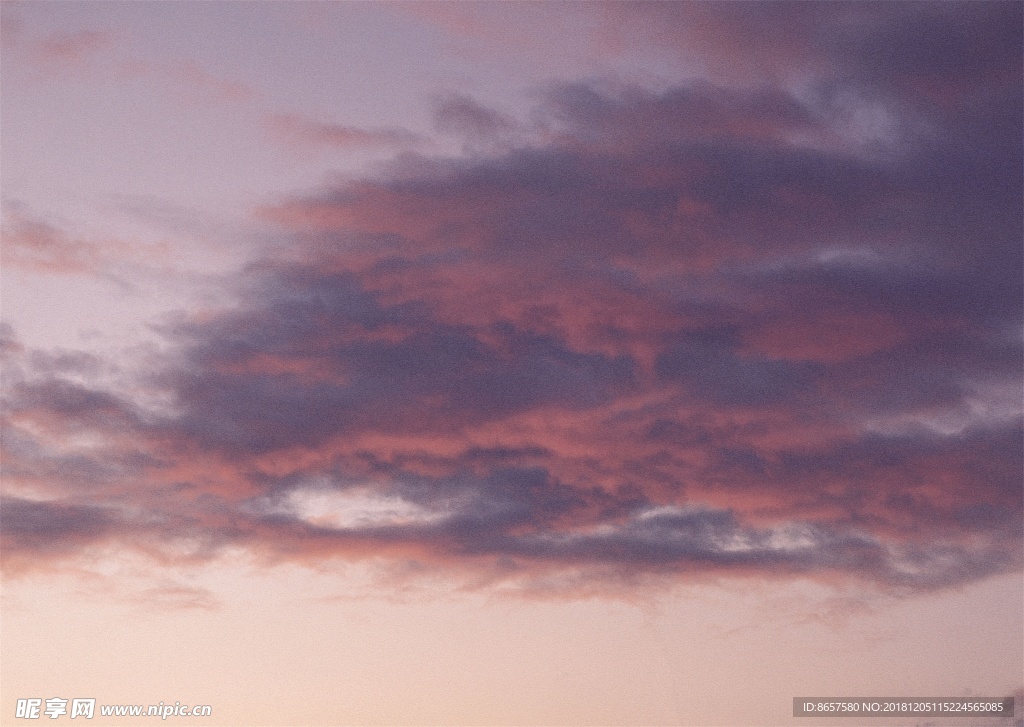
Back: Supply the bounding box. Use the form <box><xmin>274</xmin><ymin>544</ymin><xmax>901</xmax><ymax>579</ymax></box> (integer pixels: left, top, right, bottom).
<box><xmin>1</xmin><ymin>2</ymin><xmax>1022</xmax><ymax>725</ymax></box>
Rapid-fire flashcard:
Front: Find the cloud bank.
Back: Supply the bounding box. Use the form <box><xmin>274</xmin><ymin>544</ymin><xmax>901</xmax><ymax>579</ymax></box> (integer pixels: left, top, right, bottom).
<box><xmin>3</xmin><ymin>2</ymin><xmax>1020</xmax><ymax>594</ymax></box>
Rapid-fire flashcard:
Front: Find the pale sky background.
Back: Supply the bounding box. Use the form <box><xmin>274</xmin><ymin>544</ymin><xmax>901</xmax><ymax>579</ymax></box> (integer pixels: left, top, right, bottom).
<box><xmin>2</xmin><ymin>2</ymin><xmax>1022</xmax><ymax>726</ymax></box>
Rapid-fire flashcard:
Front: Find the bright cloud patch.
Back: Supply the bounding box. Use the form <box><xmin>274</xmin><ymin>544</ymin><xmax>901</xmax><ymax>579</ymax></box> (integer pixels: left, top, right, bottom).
<box><xmin>265</xmin><ymin>486</ymin><xmax>451</xmax><ymax>530</ymax></box>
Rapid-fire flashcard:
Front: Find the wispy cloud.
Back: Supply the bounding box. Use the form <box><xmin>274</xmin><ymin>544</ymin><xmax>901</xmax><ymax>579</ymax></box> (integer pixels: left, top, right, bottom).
<box><xmin>267</xmin><ymin>112</ymin><xmax>422</xmax><ymax>151</ymax></box>
<box><xmin>31</xmin><ymin>28</ymin><xmax>112</xmax><ymax>72</ymax></box>
<box><xmin>117</xmin><ymin>57</ymin><xmax>258</xmax><ymax>105</ymax></box>
<box><xmin>0</xmin><ymin>205</ymin><xmax>173</xmax><ymax>279</ymax></box>
<box><xmin>10</xmin><ymin>19</ymin><xmax>257</xmax><ymax>110</ymax></box>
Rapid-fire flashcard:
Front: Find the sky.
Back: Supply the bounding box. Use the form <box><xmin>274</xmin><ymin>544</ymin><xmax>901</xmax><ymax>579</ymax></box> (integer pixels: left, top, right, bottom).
<box><xmin>1</xmin><ymin>2</ymin><xmax>1022</xmax><ymax>726</ymax></box>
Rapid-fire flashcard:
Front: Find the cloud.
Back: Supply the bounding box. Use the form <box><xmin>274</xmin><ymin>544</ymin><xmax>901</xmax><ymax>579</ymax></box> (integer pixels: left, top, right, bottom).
<box><xmin>0</xmin><ymin>204</ymin><xmax>172</xmax><ymax>279</ymax></box>
<box><xmin>0</xmin><ymin>7</ymin><xmax>23</xmax><ymax>48</ymax></box>
<box><xmin>2</xmin><ymin>3</ymin><xmax>1020</xmax><ymax>596</ymax></box>
<box><xmin>594</xmin><ymin>1</ymin><xmax>1023</xmax><ymax>93</ymax></box>
<box><xmin>0</xmin><ymin>208</ymin><xmax>108</xmax><ymax>275</ymax></box>
<box><xmin>267</xmin><ymin>112</ymin><xmax>422</xmax><ymax>151</ymax></box>
<box><xmin>170</xmin><ymin>59</ymin><xmax>256</xmax><ymax>102</ymax></box>
<box><xmin>1</xmin><ymin>497</ymin><xmax>119</xmax><ymax>558</ymax></box>
<box><xmin>32</xmin><ymin>29</ymin><xmax>113</xmax><ymax>71</ymax></box>
<box><xmin>133</xmin><ymin>582</ymin><xmax>219</xmax><ymax>611</ymax></box>
<box><xmin>431</xmin><ymin>94</ymin><xmax>522</xmax><ymax>153</ymax></box>
<box><xmin>114</xmin><ymin>57</ymin><xmax>258</xmax><ymax>107</ymax></box>
<box><xmin>9</xmin><ymin>21</ymin><xmax>255</xmax><ymax>105</ymax></box>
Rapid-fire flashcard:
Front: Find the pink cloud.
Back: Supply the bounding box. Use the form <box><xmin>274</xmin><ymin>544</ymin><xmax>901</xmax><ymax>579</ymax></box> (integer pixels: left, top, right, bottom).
<box><xmin>267</xmin><ymin>112</ymin><xmax>422</xmax><ymax>151</ymax></box>
<box><xmin>1</xmin><ymin>209</ymin><xmax>112</xmax><ymax>275</ymax></box>
<box><xmin>171</xmin><ymin>59</ymin><xmax>257</xmax><ymax>103</ymax></box>
<box><xmin>0</xmin><ymin>207</ymin><xmax>170</xmax><ymax>277</ymax></box>
<box><xmin>33</xmin><ymin>28</ymin><xmax>112</xmax><ymax>70</ymax></box>
<box><xmin>118</xmin><ymin>57</ymin><xmax>257</xmax><ymax>104</ymax></box>
<box><xmin>3</xmin><ymin>3</ymin><xmax>1021</xmax><ymax>596</ymax></box>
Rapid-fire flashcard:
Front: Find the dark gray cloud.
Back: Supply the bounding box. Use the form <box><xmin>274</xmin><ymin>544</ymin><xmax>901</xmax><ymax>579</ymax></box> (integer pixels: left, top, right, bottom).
<box><xmin>156</xmin><ymin>267</ymin><xmax>636</xmax><ymax>455</ymax></box>
<box><xmin>1</xmin><ymin>497</ymin><xmax>117</xmax><ymax>553</ymax></box>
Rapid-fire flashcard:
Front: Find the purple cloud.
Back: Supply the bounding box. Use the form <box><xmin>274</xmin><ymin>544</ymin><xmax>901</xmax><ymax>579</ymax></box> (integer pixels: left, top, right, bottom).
<box><xmin>2</xmin><ymin>2</ymin><xmax>1020</xmax><ymax>595</ymax></box>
